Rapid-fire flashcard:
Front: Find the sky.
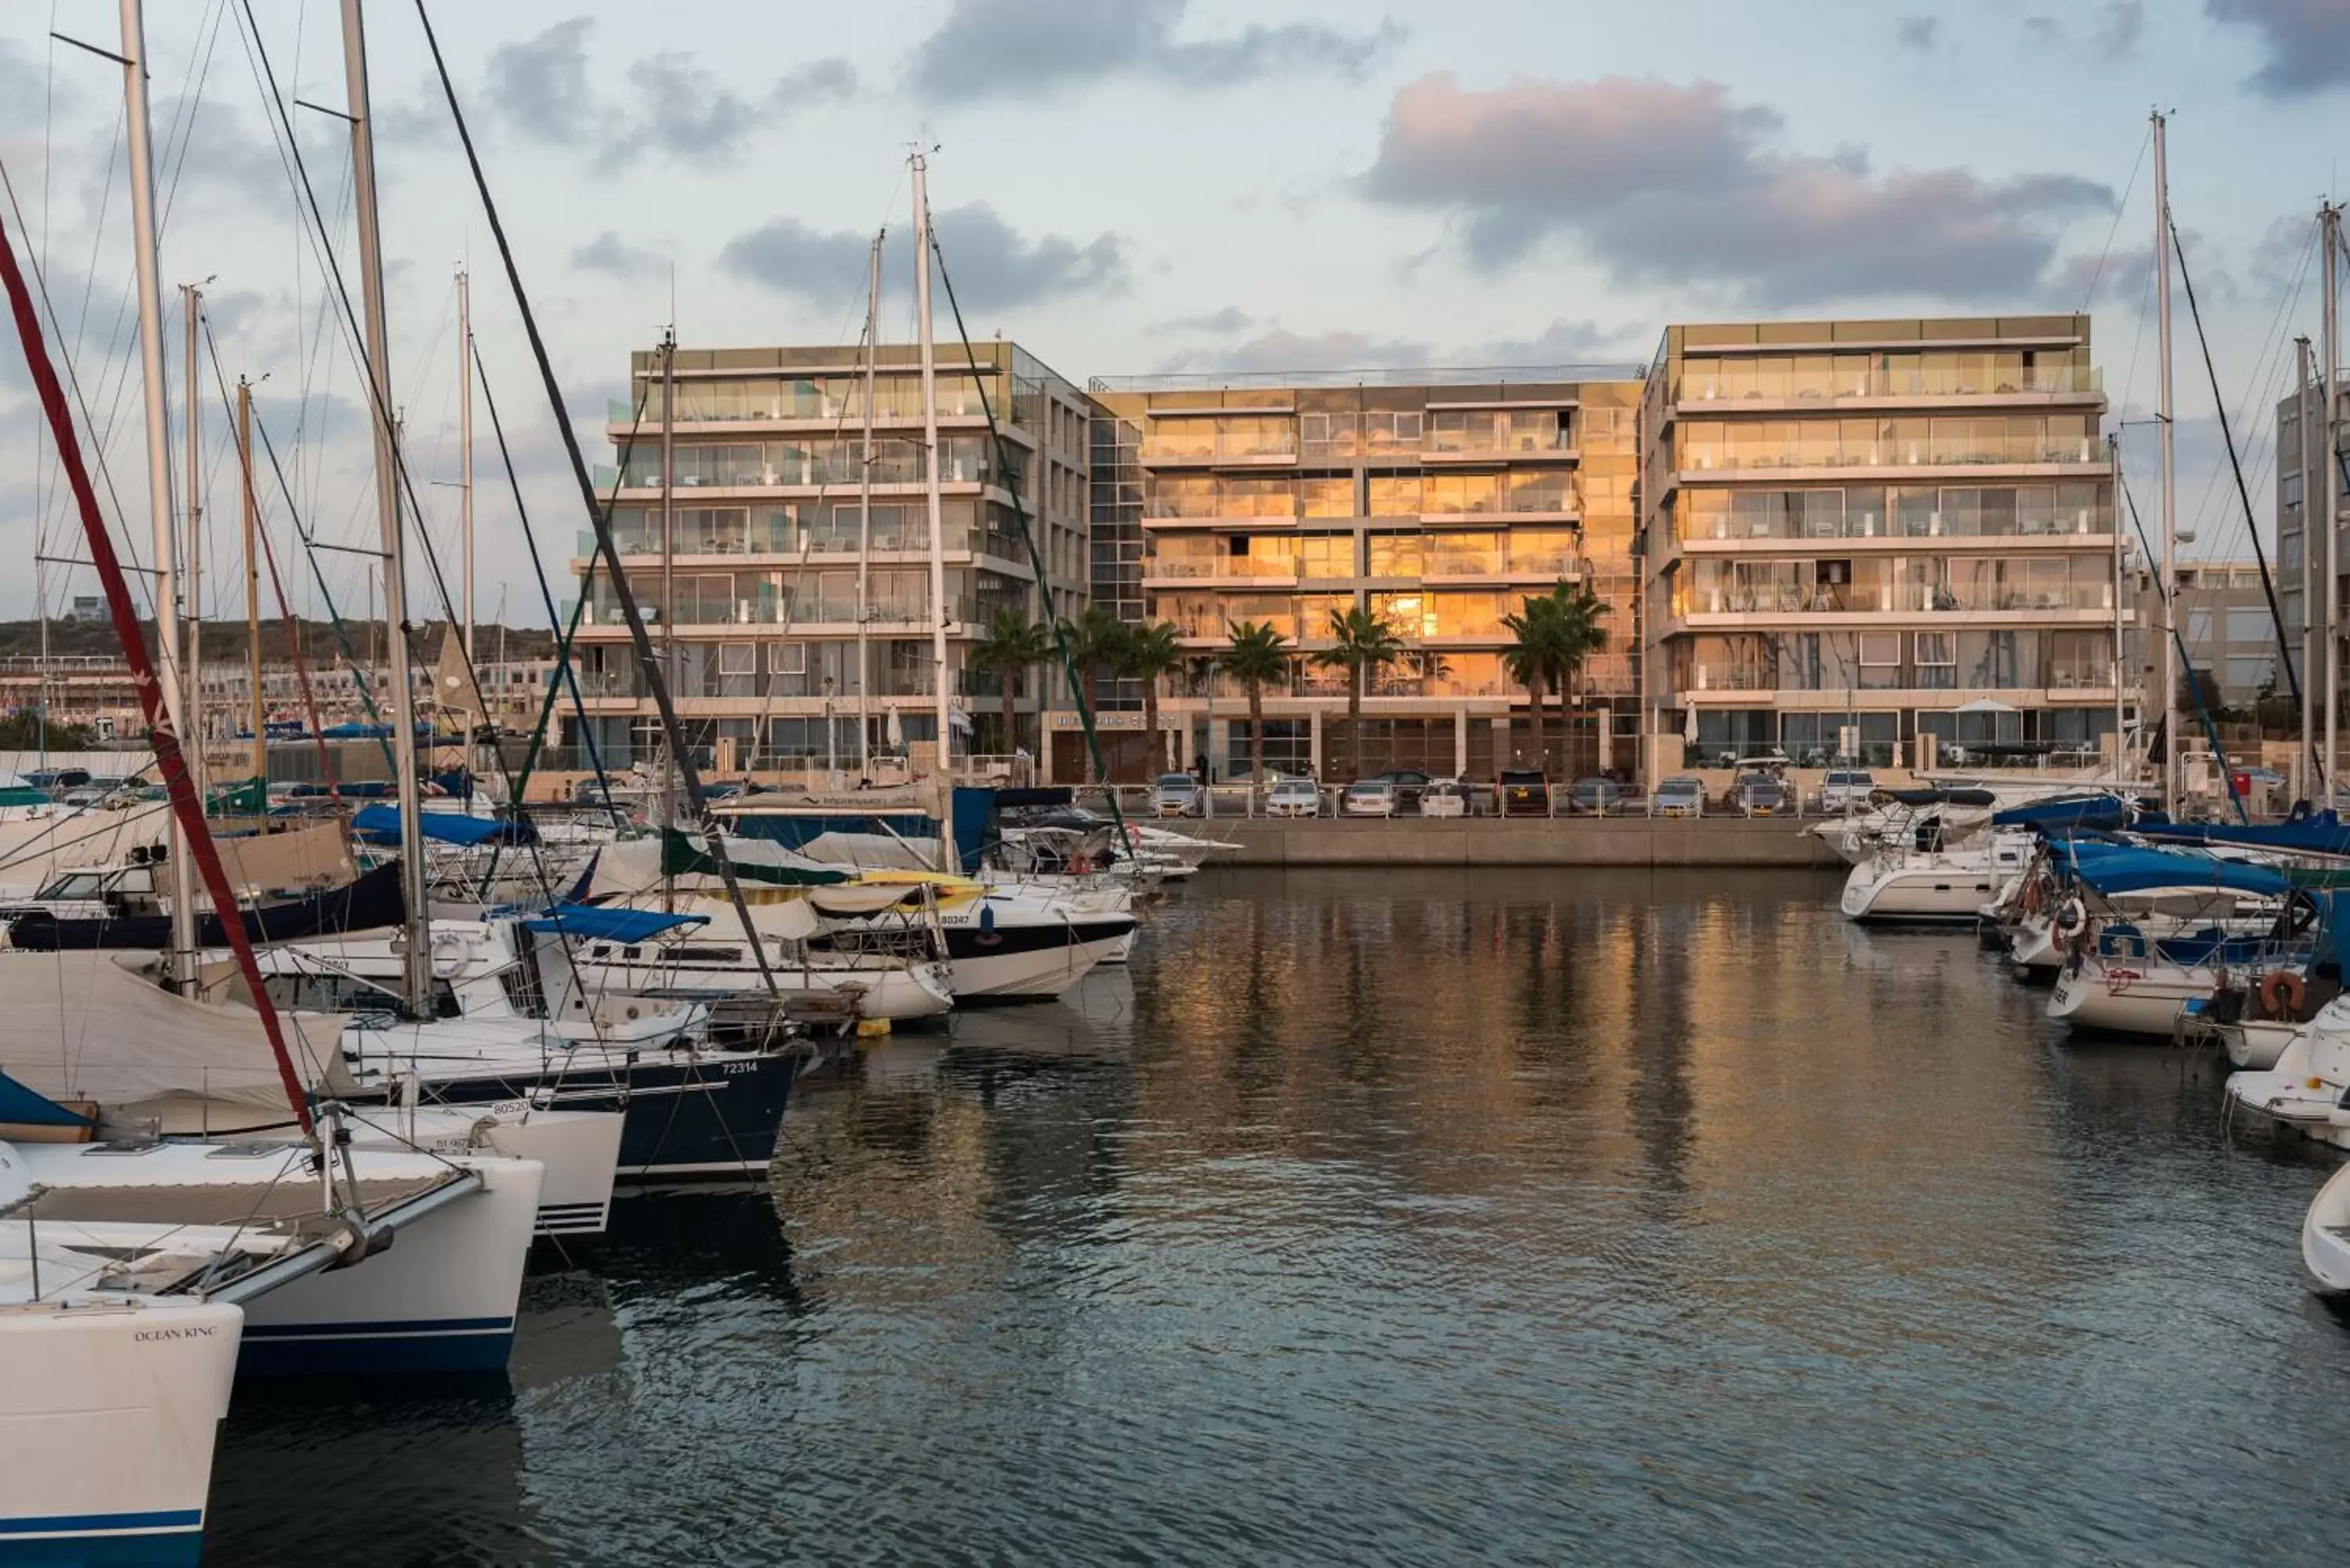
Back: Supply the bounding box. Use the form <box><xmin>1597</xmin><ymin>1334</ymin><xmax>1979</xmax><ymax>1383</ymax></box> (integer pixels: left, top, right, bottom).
<box><xmin>0</xmin><ymin>0</ymin><xmax>2345</xmax><ymax>632</ymax></box>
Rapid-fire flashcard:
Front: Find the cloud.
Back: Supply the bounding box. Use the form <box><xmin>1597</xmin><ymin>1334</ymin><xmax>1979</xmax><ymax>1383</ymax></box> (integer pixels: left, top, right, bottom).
<box><xmin>477</xmin><ymin>16</ymin><xmax>853</xmax><ymax>165</ymax></box>
<box><xmin>1155</xmin><ymin>306</ymin><xmax>1259</xmax><ymax>334</ymax></box>
<box><xmin>2026</xmin><ymin>2</ymin><xmax>2145</xmax><ymax>56</ymax></box>
<box><xmin>721</xmin><ymin>203</ymin><xmax>1130</xmax><ymax>311</ymax></box>
<box><xmin>1893</xmin><ymin>15</ymin><xmax>1939</xmax><ymax>51</ymax></box>
<box><xmin>909</xmin><ymin>0</ymin><xmax>1401</xmax><ymax>103</ymax></box>
<box><xmin>1158</xmin><ymin>327</ymin><xmax>1433</xmax><ymax>377</ymax></box>
<box><xmin>572</xmin><ymin>232</ymin><xmax>668</xmax><ymax>282</ymax></box>
<box><xmin>2205</xmin><ymin>0</ymin><xmax>2350</xmax><ymax>96</ymax></box>
<box><xmin>146</xmin><ymin>94</ymin><xmax>290</xmax><ymax>211</ymax></box>
<box><xmin>0</xmin><ymin>39</ymin><xmax>77</xmax><ymax>134</ymax></box>
<box><xmin>485</xmin><ymin>18</ymin><xmax>597</xmax><ymax>141</ymax></box>
<box><xmin>1360</xmin><ymin>73</ymin><xmax>2113</xmax><ymax>306</ymax></box>
<box><xmin>1473</xmin><ymin>318</ymin><xmax>1645</xmax><ymax>367</ymax></box>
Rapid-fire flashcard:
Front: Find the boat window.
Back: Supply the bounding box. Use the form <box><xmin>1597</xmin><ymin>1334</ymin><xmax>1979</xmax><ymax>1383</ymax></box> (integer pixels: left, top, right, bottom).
<box><xmin>39</xmin><ymin>872</ymin><xmax>106</xmax><ymax>898</ymax></box>
<box><xmin>667</xmin><ymin>945</ymin><xmax>743</xmax><ymax>964</ymax></box>
<box><xmin>623</xmin><ymin>945</ymin><xmax>642</xmax><ymax>960</ymax></box>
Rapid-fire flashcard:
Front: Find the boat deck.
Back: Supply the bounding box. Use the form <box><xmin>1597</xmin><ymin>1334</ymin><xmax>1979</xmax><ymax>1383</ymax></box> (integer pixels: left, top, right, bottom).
<box><xmin>6</xmin><ymin>1169</ymin><xmax>465</xmax><ymax>1231</ymax></box>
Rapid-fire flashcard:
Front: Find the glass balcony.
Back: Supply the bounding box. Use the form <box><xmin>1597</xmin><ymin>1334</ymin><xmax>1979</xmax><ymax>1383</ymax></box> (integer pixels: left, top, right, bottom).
<box><xmin>1676</xmin><ymin>363</ymin><xmax>2102</xmax><ymax>403</ymax></box>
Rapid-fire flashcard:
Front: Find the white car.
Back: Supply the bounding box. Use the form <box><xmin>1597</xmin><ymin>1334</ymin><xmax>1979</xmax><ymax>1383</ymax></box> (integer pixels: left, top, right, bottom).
<box><xmin>1649</xmin><ymin>777</ymin><xmax>1705</xmax><ymax>818</ymax></box>
<box><xmin>1419</xmin><ymin>779</ymin><xmax>1469</xmax><ymax>818</ymax></box>
<box><xmin>1264</xmin><ymin>778</ymin><xmax>1322</xmax><ymax>818</ymax></box>
<box><xmin>1339</xmin><ymin>780</ymin><xmax>1397</xmax><ymax>818</ymax></box>
<box><xmin>1817</xmin><ymin>769</ymin><xmax>1875</xmax><ymax>813</ymax></box>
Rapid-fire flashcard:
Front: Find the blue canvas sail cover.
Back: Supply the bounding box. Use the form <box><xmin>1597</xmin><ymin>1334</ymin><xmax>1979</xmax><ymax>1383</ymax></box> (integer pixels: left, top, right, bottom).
<box><xmin>0</xmin><ymin>1068</ymin><xmax>93</xmax><ymax>1127</ymax></box>
<box><xmin>521</xmin><ymin>905</ymin><xmax>707</xmax><ymax>942</ymax></box>
<box><xmin>2051</xmin><ymin>842</ymin><xmax>2290</xmax><ymax>898</ymax></box>
<box><xmin>352</xmin><ymin>804</ymin><xmax>536</xmax><ymax>847</ymax></box>
<box><xmin>1992</xmin><ymin>794</ymin><xmax>2134</xmax><ymax>832</ymax></box>
<box><xmin>2135</xmin><ymin>810</ymin><xmax>2350</xmax><ymax>858</ymax></box>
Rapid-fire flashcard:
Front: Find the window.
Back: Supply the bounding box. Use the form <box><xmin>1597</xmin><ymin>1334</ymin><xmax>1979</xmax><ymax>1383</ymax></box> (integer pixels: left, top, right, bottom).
<box><xmin>2285</xmin><ymin>473</ymin><xmax>2305</xmax><ymax>507</ymax></box>
<box><xmin>772</xmin><ymin>641</ymin><xmax>806</xmax><ymax>675</ymax></box>
<box><xmin>2225</xmin><ymin>655</ymin><xmax>2274</xmax><ymax>692</ymax></box>
<box><xmin>1858</xmin><ymin>632</ymin><xmax>1902</xmax><ymax>690</ymax></box>
<box><xmin>2187</xmin><ymin>609</ymin><xmax>2214</xmax><ymax>645</ymax></box>
<box><xmin>2225</xmin><ymin>608</ymin><xmax>2272</xmax><ymax>645</ymax></box>
<box><xmin>1914</xmin><ymin>631</ymin><xmax>1956</xmax><ymax>689</ymax></box>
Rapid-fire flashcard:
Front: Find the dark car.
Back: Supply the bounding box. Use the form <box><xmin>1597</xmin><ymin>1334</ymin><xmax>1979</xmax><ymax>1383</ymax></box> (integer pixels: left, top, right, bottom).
<box><xmin>1567</xmin><ymin>777</ymin><xmax>1625</xmax><ymax>816</ymax></box>
<box><xmin>1498</xmin><ymin>768</ymin><xmax>1550</xmax><ymax>818</ymax></box>
<box><xmin>1734</xmin><ymin>772</ymin><xmax>1790</xmax><ymax>818</ymax></box>
<box><xmin>1369</xmin><ymin>769</ymin><xmax>1435</xmax><ymax>812</ymax></box>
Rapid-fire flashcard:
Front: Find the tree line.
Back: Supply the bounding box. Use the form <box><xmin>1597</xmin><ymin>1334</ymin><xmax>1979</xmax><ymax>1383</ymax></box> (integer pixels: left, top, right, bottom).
<box><xmin>970</xmin><ymin>580</ymin><xmax>1610</xmax><ymax>783</ymax></box>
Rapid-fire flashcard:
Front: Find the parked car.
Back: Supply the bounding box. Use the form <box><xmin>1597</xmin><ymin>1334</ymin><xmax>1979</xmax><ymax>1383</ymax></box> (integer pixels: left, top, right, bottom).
<box><xmin>1264</xmin><ymin>777</ymin><xmax>1323</xmax><ymax>818</ymax></box>
<box><xmin>20</xmin><ymin>768</ymin><xmax>90</xmax><ymax>795</ymax></box>
<box><xmin>1340</xmin><ymin>779</ymin><xmax>1399</xmax><ymax>818</ymax></box>
<box><xmin>1497</xmin><ymin>768</ymin><xmax>1550</xmax><ymax>818</ymax></box>
<box><xmin>1734</xmin><ymin>772</ymin><xmax>1790</xmax><ymax>818</ymax></box>
<box><xmin>1817</xmin><ymin>769</ymin><xmax>1876</xmax><ymax>813</ymax></box>
<box><xmin>1419</xmin><ymin>779</ymin><xmax>1470</xmax><ymax>818</ymax></box>
<box><xmin>1649</xmin><ymin>776</ymin><xmax>1705</xmax><ymax>818</ymax></box>
<box><xmin>1566</xmin><ymin>777</ymin><xmax>1625</xmax><ymax>816</ymax></box>
<box><xmin>1368</xmin><ymin>769</ymin><xmax>1435</xmax><ymax>813</ymax></box>
<box><xmin>1148</xmin><ymin>772</ymin><xmax>1202</xmax><ymax>818</ymax></box>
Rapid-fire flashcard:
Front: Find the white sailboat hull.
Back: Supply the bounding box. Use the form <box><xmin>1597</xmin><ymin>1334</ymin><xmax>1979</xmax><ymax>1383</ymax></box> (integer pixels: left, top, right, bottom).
<box><xmin>0</xmin><ymin>1293</ymin><xmax>240</xmax><ymax>1563</ymax></box>
<box><xmin>238</xmin><ymin>1154</ymin><xmax>542</xmax><ymax>1374</ymax></box>
<box><xmin>1840</xmin><ymin>859</ymin><xmax>2000</xmax><ymax>923</ymax></box>
<box><xmin>2048</xmin><ymin>963</ymin><xmax>2205</xmax><ymax>1037</ymax></box>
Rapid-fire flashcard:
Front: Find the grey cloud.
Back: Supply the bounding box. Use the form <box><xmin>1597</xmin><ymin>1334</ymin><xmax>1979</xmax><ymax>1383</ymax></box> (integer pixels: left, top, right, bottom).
<box><xmin>2206</xmin><ymin>0</ymin><xmax>2350</xmax><ymax>96</ymax></box>
<box><xmin>573</xmin><ymin>232</ymin><xmax>668</xmax><ymax>282</ymax></box>
<box><xmin>477</xmin><ymin>17</ymin><xmax>854</xmax><ymax>165</ymax></box>
<box><xmin>1473</xmin><ymin>318</ymin><xmax>1644</xmax><ymax>367</ymax></box>
<box><xmin>1893</xmin><ymin>15</ymin><xmax>1939</xmax><ymax>51</ymax></box>
<box><xmin>721</xmin><ymin>203</ymin><xmax>1129</xmax><ymax>311</ymax></box>
<box><xmin>0</xmin><ymin>39</ymin><xmax>76</xmax><ymax>133</ymax></box>
<box><xmin>1156</xmin><ymin>306</ymin><xmax>1259</xmax><ymax>334</ymax></box>
<box><xmin>147</xmin><ymin>94</ymin><xmax>287</xmax><ymax>210</ymax></box>
<box><xmin>910</xmin><ymin>0</ymin><xmax>1401</xmax><ymax>103</ymax></box>
<box><xmin>2026</xmin><ymin>2</ymin><xmax>2146</xmax><ymax>56</ymax></box>
<box><xmin>1360</xmin><ymin>73</ymin><xmax>2113</xmax><ymax>306</ymax></box>
<box><xmin>1159</xmin><ymin>327</ymin><xmax>1432</xmax><ymax>377</ymax></box>
<box><xmin>485</xmin><ymin>18</ymin><xmax>596</xmax><ymax>142</ymax></box>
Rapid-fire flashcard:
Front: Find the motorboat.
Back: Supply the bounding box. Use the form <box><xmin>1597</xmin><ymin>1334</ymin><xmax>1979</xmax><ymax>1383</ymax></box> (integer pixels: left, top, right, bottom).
<box><xmin>807</xmin><ymin>872</ymin><xmax>1137</xmax><ymax>1002</ymax></box>
<box><xmin>2047</xmin><ymin>851</ymin><xmax>2311</xmax><ymax>1038</ymax></box>
<box><xmin>569</xmin><ymin>898</ymin><xmax>955</xmax><ymax>1024</ymax></box>
<box><xmin>2303</xmin><ymin>1159</ymin><xmax>2350</xmax><ymax>1292</ymax></box>
<box><xmin>2225</xmin><ymin>993</ymin><xmax>2350</xmax><ymax>1150</ymax></box>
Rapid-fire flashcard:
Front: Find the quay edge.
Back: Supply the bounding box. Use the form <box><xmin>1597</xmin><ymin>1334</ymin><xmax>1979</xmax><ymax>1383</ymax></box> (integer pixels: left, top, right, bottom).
<box><xmin>1189</xmin><ymin>818</ymin><xmax>1844</xmax><ymax>869</ymax></box>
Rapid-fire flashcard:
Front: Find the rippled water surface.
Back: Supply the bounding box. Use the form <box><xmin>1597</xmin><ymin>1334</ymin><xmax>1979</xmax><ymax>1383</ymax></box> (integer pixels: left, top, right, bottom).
<box><xmin>212</xmin><ymin>869</ymin><xmax>2350</xmax><ymax>1565</ymax></box>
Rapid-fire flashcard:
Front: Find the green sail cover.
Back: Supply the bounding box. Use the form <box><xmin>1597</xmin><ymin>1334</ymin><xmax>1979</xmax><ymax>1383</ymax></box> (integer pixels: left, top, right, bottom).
<box><xmin>660</xmin><ymin>826</ymin><xmax>852</xmax><ymax>887</ymax></box>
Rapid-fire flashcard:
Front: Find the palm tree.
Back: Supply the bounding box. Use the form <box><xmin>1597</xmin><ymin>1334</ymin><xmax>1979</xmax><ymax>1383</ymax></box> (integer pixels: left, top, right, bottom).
<box><xmin>1057</xmin><ymin>605</ymin><xmax>1134</xmax><ymax>782</ymax></box>
<box><xmin>1501</xmin><ymin>596</ymin><xmax>1564</xmax><ymax>771</ymax></box>
<box><xmin>1311</xmin><ymin>605</ymin><xmax>1403</xmax><ymax>782</ymax></box>
<box><xmin>1539</xmin><ymin>580</ymin><xmax>1611</xmax><ymax>775</ymax></box>
<box><xmin>968</xmin><ymin>606</ymin><xmax>1052</xmax><ymax>754</ymax></box>
<box><xmin>1216</xmin><ymin>620</ymin><xmax>1292</xmax><ymax>787</ymax></box>
<box><xmin>1117</xmin><ymin>620</ymin><xmax>1188</xmax><ymax>775</ymax></box>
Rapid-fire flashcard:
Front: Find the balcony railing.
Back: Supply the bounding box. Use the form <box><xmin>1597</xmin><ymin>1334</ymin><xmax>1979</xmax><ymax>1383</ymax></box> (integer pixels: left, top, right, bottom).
<box><xmin>1679</xmin><ymin>508</ymin><xmax>2108</xmax><ymax>543</ymax></box>
<box><xmin>1683</xmin><ymin>434</ymin><xmax>2103</xmax><ymax>471</ymax></box>
<box><xmin>1679</xmin><ymin>583</ymin><xmax>2113</xmax><ymax>616</ymax></box>
<box><xmin>1141</xmin><ymin>434</ymin><xmax>1300</xmax><ymax>462</ymax></box>
<box><xmin>1676</xmin><ymin>366</ymin><xmax>2102</xmax><ymax>402</ymax></box>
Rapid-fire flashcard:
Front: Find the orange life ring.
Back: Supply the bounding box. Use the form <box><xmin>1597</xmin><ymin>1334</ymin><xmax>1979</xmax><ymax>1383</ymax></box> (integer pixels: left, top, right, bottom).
<box><xmin>2260</xmin><ymin>970</ymin><xmax>2307</xmax><ymax>1017</ymax></box>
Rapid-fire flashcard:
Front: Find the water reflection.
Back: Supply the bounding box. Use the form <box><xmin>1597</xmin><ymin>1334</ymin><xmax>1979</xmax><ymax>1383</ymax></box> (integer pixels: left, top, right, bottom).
<box><xmin>209</xmin><ymin>868</ymin><xmax>2350</xmax><ymax>1565</ymax></box>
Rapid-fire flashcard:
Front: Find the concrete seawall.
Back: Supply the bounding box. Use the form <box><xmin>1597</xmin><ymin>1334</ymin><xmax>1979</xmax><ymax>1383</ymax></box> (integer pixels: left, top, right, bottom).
<box><xmin>1194</xmin><ymin>818</ymin><xmax>1844</xmax><ymax>868</ymax></box>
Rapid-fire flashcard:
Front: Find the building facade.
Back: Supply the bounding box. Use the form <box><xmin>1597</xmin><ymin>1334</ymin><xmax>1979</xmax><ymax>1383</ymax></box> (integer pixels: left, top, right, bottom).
<box><xmin>1640</xmin><ymin>316</ymin><xmax>2127</xmax><ymax>769</ymax></box>
<box><xmin>1079</xmin><ymin>370</ymin><xmax>1644</xmax><ymax>783</ymax></box>
<box><xmin>565</xmin><ymin>340</ymin><xmax>1094</xmax><ymax>771</ymax></box>
<box><xmin>2276</xmin><ymin>371</ymin><xmax>2350</xmax><ymax>703</ymax></box>
<box><xmin>2145</xmin><ymin>561</ymin><xmax>2284</xmax><ymax>710</ymax></box>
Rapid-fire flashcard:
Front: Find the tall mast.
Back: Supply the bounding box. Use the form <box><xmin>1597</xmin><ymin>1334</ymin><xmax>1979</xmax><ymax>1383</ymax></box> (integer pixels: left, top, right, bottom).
<box><xmin>858</xmin><ymin>230</ymin><xmax>880</xmax><ymax>778</ymax></box>
<box><xmin>2108</xmin><ymin>433</ymin><xmax>2124</xmax><ymax>766</ymax></box>
<box><xmin>240</xmin><ymin>378</ymin><xmax>265</xmax><ymax>787</ymax></box>
<box><xmin>2299</xmin><ymin>336</ymin><xmax>2318</xmax><ymax>797</ymax></box>
<box><xmin>2325</xmin><ymin>201</ymin><xmax>2343</xmax><ymax>797</ymax></box>
<box><xmin>912</xmin><ymin>152</ymin><xmax>955</xmax><ymax>869</ymax></box>
<box><xmin>121</xmin><ymin>0</ymin><xmax>200</xmax><ymax>992</ymax></box>
<box><xmin>458</xmin><ymin>267</ymin><xmax>474</xmax><ymax>667</ymax></box>
<box><xmin>342</xmin><ymin>0</ymin><xmax>428</xmax><ymax>1012</ymax></box>
<box><xmin>181</xmin><ymin>282</ymin><xmax>204</xmax><ymax>803</ymax></box>
<box><xmin>2153</xmin><ymin>111</ymin><xmax>2178</xmax><ymax>809</ymax></box>
<box><xmin>659</xmin><ymin>326</ymin><xmax>677</xmax><ymax>911</ymax></box>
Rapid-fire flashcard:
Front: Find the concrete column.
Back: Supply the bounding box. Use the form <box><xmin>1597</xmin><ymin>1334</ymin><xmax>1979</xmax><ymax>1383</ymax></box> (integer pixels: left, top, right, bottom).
<box><xmin>1491</xmin><ymin>715</ymin><xmax>1512</xmax><ymax>768</ymax></box>
<box><xmin>1454</xmin><ymin>707</ymin><xmax>1469</xmax><ymax>776</ymax></box>
<box><xmin>1597</xmin><ymin>703</ymin><xmax>1613</xmax><ymax>772</ymax></box>
<box><xmin>1039</xmin><ymin>725</ymin><xmax>1056</xmax><ymax>785</ymax></box>
<box><xmin>1309</xmin><ymin>708</ymin><xmax>1324</xmax><ymax>779</ymax></box>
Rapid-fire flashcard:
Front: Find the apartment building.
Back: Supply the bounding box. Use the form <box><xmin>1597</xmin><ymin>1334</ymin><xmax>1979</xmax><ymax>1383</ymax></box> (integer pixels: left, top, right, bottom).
<box><xmin>1083</xmin><ymin>368</ymin><xmax>1644</xmax><ymax>784</ymax></box>
<box><xmin>564</xmin><ymin>340</ymin><xmax>1094</xmax><ymax>771</ymax></box>
<box><xmin>2140</xmin><ymin>562</ymin><xmax>2283</xmax><ymax>708</ymax></box>
<box><xmin>1640</xmin><ymin>316</ymin><xmax>2127</xmax><ymax>770</ymax></box>
<box><xmin>2275</xmin><ymin>370</ymin><xmax>2350</xmax><ymax>699</ymax></box>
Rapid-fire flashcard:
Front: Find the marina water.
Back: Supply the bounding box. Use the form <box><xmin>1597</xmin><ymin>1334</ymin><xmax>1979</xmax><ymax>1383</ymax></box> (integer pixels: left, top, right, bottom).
<box><xmin>208</xmin><ymin>869</ymin><xmax>2350</xmax><ymax>1563</ymax></box>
